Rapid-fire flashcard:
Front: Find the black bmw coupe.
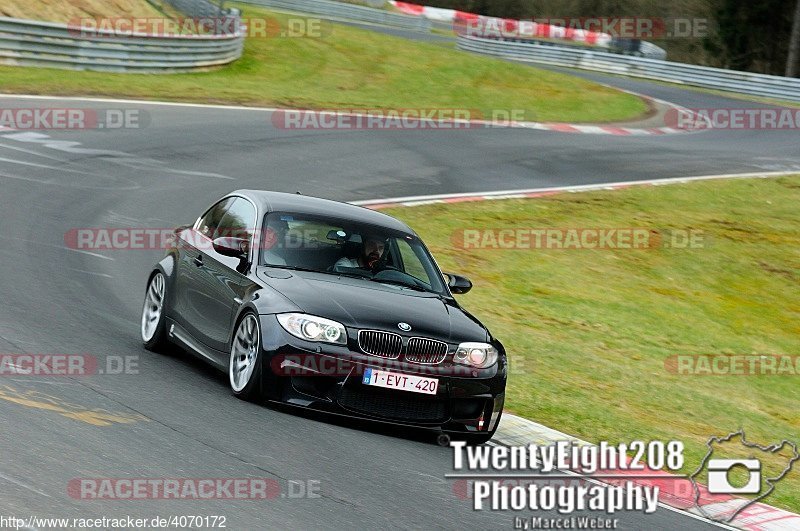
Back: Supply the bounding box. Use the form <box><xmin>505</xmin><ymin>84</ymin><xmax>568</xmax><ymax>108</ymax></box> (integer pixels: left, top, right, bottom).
<box><xmin>141</xmin><ymin>191</ymin><xmax>506</xmax><ymax>443</ymax></box>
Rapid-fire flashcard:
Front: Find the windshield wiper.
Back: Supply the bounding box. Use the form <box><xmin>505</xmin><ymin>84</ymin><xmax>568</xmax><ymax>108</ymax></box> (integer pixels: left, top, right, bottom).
<box><xmin>265</xmin><ymin>265</ymin><xmax>321</xmax><ymax>273</ymax></box>
<box><xmin>266</xmin><ymin>265</ymin><xmax>368</xmax><ymax>280</ymax></box>
<box><xmin>335</xmin><ymin>271</ymin><xmax>371</xmax><ymax>280</ymax></box>
<box><xmin>369</xmin><ymin>278</ymin><xmax>428</xmax><ymax>292</ymax></box>
<box><xmin>266</xmin><ymin>265</ymin><xmax>430</xmax><ymax>292</ymax></box>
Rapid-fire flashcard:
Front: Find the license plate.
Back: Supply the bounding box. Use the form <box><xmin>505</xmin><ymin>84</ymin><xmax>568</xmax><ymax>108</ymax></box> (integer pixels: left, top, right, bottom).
<box><xmin>362</xmin><ymin>368</ymin><xmax>439</xmax><ymax>395</ymax></box>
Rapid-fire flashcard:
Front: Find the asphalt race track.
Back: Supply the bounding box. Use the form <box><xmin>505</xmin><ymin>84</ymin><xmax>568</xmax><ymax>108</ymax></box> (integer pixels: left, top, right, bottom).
<box><xmin>0</xmin><ymin>36</ymin><xmax>798</xmax><ymax>530</ymax></box>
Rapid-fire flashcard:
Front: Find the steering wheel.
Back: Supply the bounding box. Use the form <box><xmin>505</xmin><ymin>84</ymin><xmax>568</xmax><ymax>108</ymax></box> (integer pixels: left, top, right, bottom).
<box><xmin>373</xmin><ymin>265</ymin><xmax>402</xmax><ymax>278</ymax></box>
<box><xmin>368</xmin><ymin>251</ymin><xmax>394</xmax><ymax>272</ymax></box>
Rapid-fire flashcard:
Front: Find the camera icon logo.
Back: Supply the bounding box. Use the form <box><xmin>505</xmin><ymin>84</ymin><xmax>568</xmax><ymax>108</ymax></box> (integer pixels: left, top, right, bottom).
<box><xmin>690</xmin><ymin>430</ymin><xmax>799</xmax><ymax>523</ymax></box>
<box><xmin>707</xmin><ymin>459</ymin><xmax>761</xmax><ymax>494</ymax></box>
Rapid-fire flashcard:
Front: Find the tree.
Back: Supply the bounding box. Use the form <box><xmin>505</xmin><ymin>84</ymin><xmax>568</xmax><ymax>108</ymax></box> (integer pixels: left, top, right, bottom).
<box><xmin>787</xmin><ymin>0</ymin><xmax>800</xmax><ymax>76</ymax></box>
<box><xmin>422</xmin><ymin>0</ymin><xmax>798</xmax><ymax>75</ymax></box>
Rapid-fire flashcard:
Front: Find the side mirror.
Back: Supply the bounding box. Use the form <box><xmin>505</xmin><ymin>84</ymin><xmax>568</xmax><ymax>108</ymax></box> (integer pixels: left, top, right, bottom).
<box><xmin>445</xmin><ymin>273</ymin><xmax>473</xmax><ymax>295</ymax></box>
<box><xmin>213</xmin><ymin>237</ymin><xmax>248</xmax><ymax>259</ymax></box>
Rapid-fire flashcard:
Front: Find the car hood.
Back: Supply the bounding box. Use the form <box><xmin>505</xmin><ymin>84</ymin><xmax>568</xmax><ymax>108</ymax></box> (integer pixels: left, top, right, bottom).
<box><xmin>256</xmin><ymin>268</ymin><xmax>488</xmax><ymax>343</ymax></box>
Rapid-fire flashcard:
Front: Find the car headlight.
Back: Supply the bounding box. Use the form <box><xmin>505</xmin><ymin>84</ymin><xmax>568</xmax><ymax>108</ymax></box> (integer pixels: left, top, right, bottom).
<box><xmin>277</xmin><ymin>313</ymin><xmax>347</xmax><ymax>345</ymax></box>
<box><xmin>453</xmin><ymin>342</ymin><xmax>498</xmax><ymax>368</ymax></box>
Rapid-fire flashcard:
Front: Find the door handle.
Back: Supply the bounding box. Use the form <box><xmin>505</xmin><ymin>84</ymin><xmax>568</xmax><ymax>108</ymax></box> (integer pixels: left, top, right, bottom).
<box><xmin>193</xmin><ymin>256</ymin><xmax>203</xmax><ymax>267</ymax></box>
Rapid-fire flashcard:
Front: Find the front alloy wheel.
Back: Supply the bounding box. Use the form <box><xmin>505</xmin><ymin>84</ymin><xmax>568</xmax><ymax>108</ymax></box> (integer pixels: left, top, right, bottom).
<box><xmin>229</xmin><ymin>313</ymin><xmax>264</xmax><ymax>401</ymax></box>
<box><xmin>141</xmin><ymin>272</ymin><xmax>168</xmax><ymax>352</ymax></box>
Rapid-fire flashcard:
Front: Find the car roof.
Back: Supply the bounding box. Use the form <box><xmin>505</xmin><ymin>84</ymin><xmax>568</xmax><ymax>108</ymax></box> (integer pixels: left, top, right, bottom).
<box><xmin>231</xmin><ymin>190</ymin><xmax>415</xmax><ymax>234</ymax></box>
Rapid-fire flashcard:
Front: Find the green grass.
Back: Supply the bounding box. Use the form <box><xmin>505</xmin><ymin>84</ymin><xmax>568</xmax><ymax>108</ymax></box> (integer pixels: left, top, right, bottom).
<box><xmin>0</xmin><ymin>5</ymin><xmax>646</xmax><ymax>123</ymax></box>
<box><xmin>385</xmin><ymin>175</ymin><xmax>800</xmax><ymax>512</ymax></box>
<box><xmin>0</xmin><ymin>0</ymin><xmax>165</xmax><ymax>21</ymax></box>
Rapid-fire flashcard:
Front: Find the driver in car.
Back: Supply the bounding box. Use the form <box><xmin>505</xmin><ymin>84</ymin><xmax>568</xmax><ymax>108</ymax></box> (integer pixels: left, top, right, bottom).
<box><xmin>334</xmin><ymin>235</ymin><xmax>385</xmax><ymax>270</ymax></box>
<box><xmin>262</xmin><ymin>219</ymin><xmax>290</xmax><ymax>266</ymax></box>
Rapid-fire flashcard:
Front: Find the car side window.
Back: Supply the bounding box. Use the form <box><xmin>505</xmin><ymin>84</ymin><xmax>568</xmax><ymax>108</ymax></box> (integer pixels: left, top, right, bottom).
<box><xmin>215</xmin><ymin>198</ymin><xmax>257</xmax><ymax>246</ymax></box>
<box><xmin>196</xmin><ymin>198</ymin><xmax>234</xmax><ymax>239</ymax></box>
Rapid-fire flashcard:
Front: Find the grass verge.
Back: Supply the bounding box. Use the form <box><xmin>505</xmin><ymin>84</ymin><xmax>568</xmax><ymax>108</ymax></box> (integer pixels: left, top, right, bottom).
<box><xmin>0</xmin><ymin>0</ymin><xmax>164</xmax><ymax>21</ymax></box>
<box><xmin>385</xmin><ymin>175</ymin><xmax>800</xmax><ymax>512</ymax></box>
<box><xmin>0</xmin><ymin>4</ymin><xmax>646</xmax><ymax>123</ymax></box>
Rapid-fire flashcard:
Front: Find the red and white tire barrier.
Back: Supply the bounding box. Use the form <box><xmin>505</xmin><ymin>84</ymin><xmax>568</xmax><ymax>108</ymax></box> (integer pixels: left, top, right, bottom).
<box><xmin>389</xmin><ymin>1</ymin><xmax>613</xmax><ymax>47</ymax></box>
<box><xmin>389</xmin><ymin>1</ymin><xmax>453</xmax><ymax>21</ymax></box>
<box><xmin>389</xmin><ymin>1</ymin><xmax>455</xmax><ymax>22</ymax></box>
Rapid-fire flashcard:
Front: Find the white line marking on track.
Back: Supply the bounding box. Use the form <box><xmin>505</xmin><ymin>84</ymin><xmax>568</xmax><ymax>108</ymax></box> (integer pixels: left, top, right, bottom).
<box><xmin>63</xmin><ymin>249</ymin><xmax>115</xmax><ymax>262</ymax></box>
<box><xmin>0</xmin><ymin>236</ymin><xmax>115</xmax><ymax>262</ymax></box>
<box><xmin>0</xmin><ymin>170</ymin><xmax>138</xmax><ymax>192</ymax></box>
<box><xmin>7</xmin><ymin>379</ymin><xmax>78</xmax><ymax>386</ymax></box>
<box><xmin>0</xmin><ymin>93</ymin><xmax>284</xmax><ymax>112</ymax></box>
<box><xmin>2</xmin><ymin>131</ymin><xmax>134</xmax><ymax>157</ymax></box>
<box><xmin>0</xmin><ymin>155</ymin><xmax>73</xmax><ymax>171</ymax></box>
<box><xmin>0</xmin><ymin>155</ymin><xmax>123</xmax><ymax>179</ymax></box>
<box><xmin>157</xmin><ymin>167</ymin><xmax>236</xmax><ymax>180</ymax></box>
<box><xmin>0</xmin><ymin>142</ymin><xmax>67</xmax><ymax>161</ymax></box>
<box><xmin>0</xmin><ymin>471</ymin><xmax>51</xmax><ymax>498</ymax></box>
<box><xmin>68</xmin><ymin>269</ymin><xmax>113</xmax><ymax>279</ymax></box>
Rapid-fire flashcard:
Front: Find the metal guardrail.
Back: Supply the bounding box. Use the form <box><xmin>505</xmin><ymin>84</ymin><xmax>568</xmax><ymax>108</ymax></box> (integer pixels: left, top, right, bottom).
<box><xmin>238</xmin><ymin>0</ymin><xmax>431</xmax><ymax>32</ymax></box>
<box><xmin>0</xmin><ymin>8</ymin><xmax>244</xmax><ymax>73</ymax></box>
<box><xmin>458</xmin><ymin>35</ymin><xmax>800</xmax><ymax>103</ymax></box>
<box><xmin>150</xmin><ymin>0</ymin><xmax>233</xmax><ymax>20</ymax></box>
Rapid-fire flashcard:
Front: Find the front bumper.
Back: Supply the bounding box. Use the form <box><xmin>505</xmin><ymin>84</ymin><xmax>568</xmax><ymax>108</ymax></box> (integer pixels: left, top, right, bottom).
<box><xmin>260</xmin><ymin>316</ymin><xmax>506</xmax><ymax>436</ymax></box>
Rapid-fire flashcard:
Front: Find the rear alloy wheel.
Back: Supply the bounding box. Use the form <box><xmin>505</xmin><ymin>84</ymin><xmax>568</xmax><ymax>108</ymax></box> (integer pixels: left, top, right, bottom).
<box><xmin>229</xmin><ymin>313</ymin><xmax>264</xmax><ymax>401</ymax></box>
<box><xmin>141</xmin><ymin>272</ymin><xmax>168</xmax><ymax>352</ymax></box>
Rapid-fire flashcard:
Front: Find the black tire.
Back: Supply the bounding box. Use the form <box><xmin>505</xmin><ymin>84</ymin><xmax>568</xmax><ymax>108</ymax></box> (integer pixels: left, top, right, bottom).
<box><xmin>141</xmin><ymin>271</ymin><xmax>169</xmax><ymax>353</ymax></box>
<box><xmin>463</xmin><ymin>431</ymin><xmax>497</xmax><ymax>446</ymax></box>
<box><xmin>229</xmin><ymin>312</ymin><xmax>264</xmax><ymax>402</ymax></box>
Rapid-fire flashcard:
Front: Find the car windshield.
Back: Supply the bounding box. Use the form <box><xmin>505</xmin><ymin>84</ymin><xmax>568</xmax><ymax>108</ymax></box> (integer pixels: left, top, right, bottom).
<box><xmin>260</xmin><ymin>212</ymin><xmax>446</xmax><ymax>295</ymax></box>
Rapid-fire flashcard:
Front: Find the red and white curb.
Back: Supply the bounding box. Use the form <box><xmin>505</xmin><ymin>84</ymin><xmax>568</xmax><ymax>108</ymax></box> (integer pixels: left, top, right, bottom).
<box><xmin>509</xmin><ymin>119</ymin><xmax>702</xmax><ymax>135</ymax></box>
<box><xmin>492</xmin><ymin>414</ymin><xmax>800</xmax><ymax>530</ymax></box>
<box><xmin>0</xmin><ymin>92</ymin><xmax>710</xmax><ymax>136</ymax></box>
<box><xmin>519</xmin><ymin>86</ymin><xmax>713</xmax><ymax>136</ymax></box>
<box><xmin>351</xmin><ymin>171</ymin><xmax>798</xmax><ymax>209</ymax></box>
